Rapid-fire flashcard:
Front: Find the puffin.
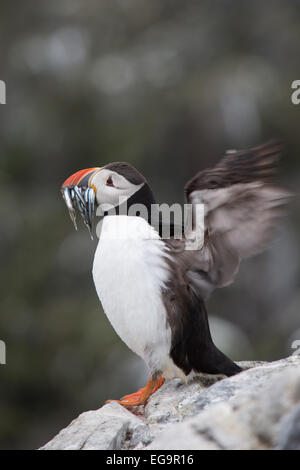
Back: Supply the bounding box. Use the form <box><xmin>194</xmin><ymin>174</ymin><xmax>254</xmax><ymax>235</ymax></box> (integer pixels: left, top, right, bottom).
<box><xmin>61</xmin><ymin>141</ymin><xmax>289</xmax><ymax>407</ymax></box>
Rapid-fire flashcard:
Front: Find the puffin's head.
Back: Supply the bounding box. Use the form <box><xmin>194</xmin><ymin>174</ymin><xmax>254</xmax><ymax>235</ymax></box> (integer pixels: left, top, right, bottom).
<box><xmin>61</xmin><ymin>162</ymin><xmax>155</xmax><ymax>237</ymax></box>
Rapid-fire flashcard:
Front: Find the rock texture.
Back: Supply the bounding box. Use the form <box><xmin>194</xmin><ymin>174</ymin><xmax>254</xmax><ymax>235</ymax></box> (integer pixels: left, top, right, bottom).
<box><xmin>40</xmin><ymin>355</ymin><xmax>300</xmax><ymax>450</ymax></box>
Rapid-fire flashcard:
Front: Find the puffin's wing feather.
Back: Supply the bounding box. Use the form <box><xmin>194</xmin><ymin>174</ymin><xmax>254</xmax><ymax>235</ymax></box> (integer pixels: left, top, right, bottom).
<box><xmin>182</xmin><ymin>141</ymin><xmax>291</xmax><ymax>298</ymax></box>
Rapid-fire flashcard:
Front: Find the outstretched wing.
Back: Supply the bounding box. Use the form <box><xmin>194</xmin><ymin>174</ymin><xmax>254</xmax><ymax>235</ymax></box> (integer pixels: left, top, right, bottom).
<box><xmin>181</xmin><ymin>141</ymin><xmax>291</xmax><ymax>299</ymax></box>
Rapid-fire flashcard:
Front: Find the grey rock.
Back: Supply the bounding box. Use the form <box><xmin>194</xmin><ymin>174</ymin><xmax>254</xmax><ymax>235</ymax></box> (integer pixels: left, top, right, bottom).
<box><xmin>41</xmin><ymin>402</ymin><xmax>150</xmax><ymax>450</ymax></box>
<box><xmin>40</xmin><ymin>355</ymin><xmax>300</xmax><ymax>450</ymax></box>
<box><xmin>276</xmin><ymin>403</ymin><xmax>300</xmax><ymax>450</ymax></box>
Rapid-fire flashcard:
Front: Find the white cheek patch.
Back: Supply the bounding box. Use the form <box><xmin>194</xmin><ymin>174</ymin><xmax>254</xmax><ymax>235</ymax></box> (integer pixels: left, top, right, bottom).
<box><xmin>90</xmin><ymin>169</ymin><xmax>144</xmax><ymax>209</ymax></box>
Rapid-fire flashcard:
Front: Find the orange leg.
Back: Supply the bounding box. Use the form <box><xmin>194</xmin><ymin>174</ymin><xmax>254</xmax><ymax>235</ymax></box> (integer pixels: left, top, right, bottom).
<box><xmin>106</xmin><ymin>377</ymin><xmax>165</xmax><ymax>407</ymax></box>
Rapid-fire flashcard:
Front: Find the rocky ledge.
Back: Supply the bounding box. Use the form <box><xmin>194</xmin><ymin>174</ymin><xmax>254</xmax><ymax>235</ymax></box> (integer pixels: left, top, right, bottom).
<box><xmin>40</xmin><ymin>355</ymin><xmax>300</xmax><ymax>450</ymax></box>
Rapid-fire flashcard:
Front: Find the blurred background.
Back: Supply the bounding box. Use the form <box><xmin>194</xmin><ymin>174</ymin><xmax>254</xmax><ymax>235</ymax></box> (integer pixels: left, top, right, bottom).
<box><xmin>0</xmin><ymin>0</ymin><xmax>299</xmax><ymax>449</ymax></box>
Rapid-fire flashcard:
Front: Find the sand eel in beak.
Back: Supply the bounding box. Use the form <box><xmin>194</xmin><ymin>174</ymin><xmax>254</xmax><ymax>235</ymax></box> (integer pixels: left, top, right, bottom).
<box><xmin>60</xmin><ymin>141</ymin><xmax>290</xmax><ymax>407</ymax></box>
<box><xmin>61</xmin><ymin>167</ymin><xmax>100</xmax><ymax>238</ymax></box>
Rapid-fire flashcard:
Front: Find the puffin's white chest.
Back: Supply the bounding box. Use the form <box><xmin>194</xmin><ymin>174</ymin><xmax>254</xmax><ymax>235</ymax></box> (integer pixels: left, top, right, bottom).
<box><xmin>92</xmin><ymin>216</ymin><xmax>172</xmax><ymax>372</ymax></box>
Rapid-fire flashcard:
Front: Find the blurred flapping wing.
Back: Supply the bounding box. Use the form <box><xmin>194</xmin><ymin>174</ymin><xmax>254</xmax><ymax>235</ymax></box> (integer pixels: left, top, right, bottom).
<box><xmin>183</xmin><ymin>141</ymin><xmax>291</xmax><ymax>298</ymax></box>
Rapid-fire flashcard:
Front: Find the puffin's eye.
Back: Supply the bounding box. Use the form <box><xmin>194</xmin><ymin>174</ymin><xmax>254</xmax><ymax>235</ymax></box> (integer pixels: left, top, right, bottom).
<box><xmin>106</xmin><ymin>176</ymin><xmax>114</xmax><ymax>187</ymax></box>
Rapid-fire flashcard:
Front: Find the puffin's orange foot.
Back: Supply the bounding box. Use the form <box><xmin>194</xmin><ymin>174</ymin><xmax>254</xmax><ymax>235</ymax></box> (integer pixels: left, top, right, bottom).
<box><xmin>105</xmin><ymin>377</ymin><xmax>165</xmax><ymax>407</ymax></box>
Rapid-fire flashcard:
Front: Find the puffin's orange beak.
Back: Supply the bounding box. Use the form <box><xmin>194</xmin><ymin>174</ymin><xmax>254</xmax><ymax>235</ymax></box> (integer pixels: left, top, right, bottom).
<box><xmin>62</xmin><ymin>167</ymin><xmax>100</xmax><ymax>188</ymax></box>
<box><xmin>61</xmin><ymin>167</ymin><xmax>100</xmax><ymax>238</ymax></box>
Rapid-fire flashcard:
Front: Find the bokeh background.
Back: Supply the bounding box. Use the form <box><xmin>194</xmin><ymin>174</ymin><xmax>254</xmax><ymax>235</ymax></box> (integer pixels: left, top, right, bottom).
<box><xmin>0</xmin><ymin>0</ymin><xmax>300</xmax><ymax>449</ymax></box>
